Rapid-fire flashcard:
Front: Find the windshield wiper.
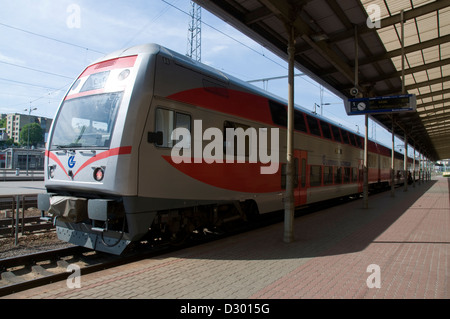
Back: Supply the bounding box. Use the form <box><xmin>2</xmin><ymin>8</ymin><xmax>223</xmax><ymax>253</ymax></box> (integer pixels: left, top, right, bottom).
<box><xmin>53</xmin><ymin>143</ymin><xmax>82</xmax><ymax>149</ymax></box>
<box><xmin>74</xmin><ymin>125</ymin><xmax>86</xmax><ymax>144</ymax></box>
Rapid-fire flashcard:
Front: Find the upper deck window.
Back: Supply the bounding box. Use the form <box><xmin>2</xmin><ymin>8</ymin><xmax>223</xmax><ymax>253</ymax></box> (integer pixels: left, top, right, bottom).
<box><xmin>306</xmin><ymin>115</ymin><xmax>321</xmax><ymax>137</ymax></box>
<box><xmin>320</xmin><ymin>121</ymin><xmax>332</xmax><ymax>139</ymax></box>
<box><xmin>331</xmin><ymin>125</ymin><xmax>342</xmax><ymax>143</ymax></box>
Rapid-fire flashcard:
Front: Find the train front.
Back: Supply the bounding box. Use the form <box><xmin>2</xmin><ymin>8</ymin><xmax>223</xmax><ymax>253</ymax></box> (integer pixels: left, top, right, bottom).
<box><xmin>38</xmin><ymin>46</ymin><xmax>156</xmax><ymax>255</ymax></box>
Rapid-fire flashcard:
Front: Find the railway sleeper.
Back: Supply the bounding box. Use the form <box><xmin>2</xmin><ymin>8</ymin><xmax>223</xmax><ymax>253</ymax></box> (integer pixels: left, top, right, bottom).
<box><xmin>1</xmin><ymin>271</ymin><xmax>26</xmax><ymax>284</ymax></box>
<box><xmin>31</xmin><ymin>265</ymin><xmax>54</xmax><ymax>277</ymax></box>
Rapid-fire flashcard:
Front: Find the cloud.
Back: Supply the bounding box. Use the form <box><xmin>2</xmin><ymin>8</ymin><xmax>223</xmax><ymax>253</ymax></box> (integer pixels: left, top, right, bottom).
<box><xmin>0</xmin><ymin>52</ymin><xmax>26</xmax><ymax>65</ymax></box>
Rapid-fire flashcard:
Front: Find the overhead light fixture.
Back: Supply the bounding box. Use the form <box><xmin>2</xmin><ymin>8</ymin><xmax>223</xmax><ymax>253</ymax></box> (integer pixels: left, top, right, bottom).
<box><xmin>311</xmin><ymin>33</ymin><xmax>329</xmax><ymax>42</ymax></box>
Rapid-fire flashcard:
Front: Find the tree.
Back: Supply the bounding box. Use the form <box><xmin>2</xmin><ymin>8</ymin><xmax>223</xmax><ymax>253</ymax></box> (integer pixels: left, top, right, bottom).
<box><xmin>0</xmin><ymin>138</ymin><xmax>17</xmax><ymax>149</ymax></box>
<box><xmin>20</xmin><ymin>123</ymin><xmax>44</xmax><ymax>147</ymax></box>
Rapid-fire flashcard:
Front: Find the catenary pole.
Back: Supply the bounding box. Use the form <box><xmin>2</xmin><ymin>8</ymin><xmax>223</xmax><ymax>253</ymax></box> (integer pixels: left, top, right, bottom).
<box><xmin>284</xmin><ymin>23</ymin><xmax>295</xmax><ymax>243</ymax></box>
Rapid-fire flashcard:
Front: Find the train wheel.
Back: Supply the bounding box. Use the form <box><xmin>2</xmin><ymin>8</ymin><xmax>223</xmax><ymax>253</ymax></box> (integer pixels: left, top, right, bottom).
<box><xmin>170</xmin><ymin>228</ymin><xmax>190</xmax><ymax>246</ymax></box>
<box><xmin>242</xmin><ymin>200</ymin><xmax>259</xmax><ymax>222</ymax></box>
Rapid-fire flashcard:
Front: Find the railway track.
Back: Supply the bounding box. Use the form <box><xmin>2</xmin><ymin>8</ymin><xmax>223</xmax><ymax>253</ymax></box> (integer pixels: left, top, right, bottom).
<box><xmin>0</xmin><ymin>242</ymin><xmax>181</xmax><ymax>297</ymax></box>
<box><xmin>0</xmin><ymin>228</ymin><xmax>233</xmax><ymax>297</ymax></box>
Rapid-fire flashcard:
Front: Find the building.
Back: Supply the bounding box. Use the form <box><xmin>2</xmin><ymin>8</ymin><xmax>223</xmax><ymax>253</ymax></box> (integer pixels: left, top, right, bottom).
<box><xmin>0</xmin><ymin>128</ymin><xmax>7</xmax><ymax>141</ymax></box>
<box><xmin>5</xmin><ymin>113</ymin><xmax>52</xmax><ymax>146</ymax></box>
<box><xmin>1</xmin><ymin>148</ymin><xmax>45</xmax><ymax>170</ymax></box>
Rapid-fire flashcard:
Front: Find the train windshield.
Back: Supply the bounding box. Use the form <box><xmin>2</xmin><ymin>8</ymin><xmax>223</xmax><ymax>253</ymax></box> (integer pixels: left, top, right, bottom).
<box><xmin>50</xmin><ymin>92</ymin><xmax>123</xmax><ymax>149</ymax></box>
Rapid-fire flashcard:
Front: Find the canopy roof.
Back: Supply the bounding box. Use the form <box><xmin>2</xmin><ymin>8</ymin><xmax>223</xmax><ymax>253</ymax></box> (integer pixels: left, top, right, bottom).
<box><xmin>196</xmin><ymin>0</ymin><xmax>450</xmax><ymax>160</ymax></box>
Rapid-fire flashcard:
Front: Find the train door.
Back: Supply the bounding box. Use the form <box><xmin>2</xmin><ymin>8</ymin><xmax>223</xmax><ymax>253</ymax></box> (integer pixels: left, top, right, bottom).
<box><xmin>294</xmin><ymin>149</ymin><xmax>307</xmax><ymax>206</ymax></box>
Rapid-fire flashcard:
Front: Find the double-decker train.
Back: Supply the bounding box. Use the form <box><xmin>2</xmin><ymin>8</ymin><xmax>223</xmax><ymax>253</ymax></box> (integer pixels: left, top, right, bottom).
<box><xmin>38</xmin><ymin>43</ymin><xmax>416</xmax><ymax>255</ymax></box>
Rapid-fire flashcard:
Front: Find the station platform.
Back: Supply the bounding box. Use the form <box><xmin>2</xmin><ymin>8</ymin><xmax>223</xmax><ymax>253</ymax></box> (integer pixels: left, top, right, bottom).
<box><xmin>3</xmin><ymin>177</ymin><xmax>449</xmax><ymax>300</ymax></box>
<box><xmin>0</xmin><ymin>181</ymin><xmax>45</xmax><ymax>196</ymax></box>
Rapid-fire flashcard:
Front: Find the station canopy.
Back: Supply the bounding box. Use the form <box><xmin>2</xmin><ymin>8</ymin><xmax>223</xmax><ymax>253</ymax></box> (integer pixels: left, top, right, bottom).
<box><xmin>195</xmin><ymin>0</ymin><xmax>450</xmax><ymax>161</ymax></box>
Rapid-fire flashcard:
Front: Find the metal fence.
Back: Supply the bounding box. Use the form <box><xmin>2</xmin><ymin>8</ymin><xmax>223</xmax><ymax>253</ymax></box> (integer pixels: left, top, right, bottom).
<box><xmin>0</xmin><ymin>169</ymin><xmax>44</xmax><ymax>181</ymax></box>
<box><xmin>0</xmin><ymin>194</ymin><xmax>53</xmax><ymax>245</ymax></box>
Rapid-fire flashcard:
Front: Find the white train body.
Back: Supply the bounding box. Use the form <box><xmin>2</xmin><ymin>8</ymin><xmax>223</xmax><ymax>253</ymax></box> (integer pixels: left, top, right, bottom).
<box><xmin>38</xmin><ymin>44</ymin><xmax>415</xmax><ymax>254</ymax></box>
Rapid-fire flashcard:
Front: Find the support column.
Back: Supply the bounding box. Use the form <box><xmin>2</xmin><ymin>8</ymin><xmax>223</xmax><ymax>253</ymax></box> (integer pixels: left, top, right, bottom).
<box><xmin>363</xmin><ymin>114</ymin><xmax>368</xmax><ymax>209</ymax></box>
<box><xmin>404</xmin><ymin>132</ymin><xmax>408</xmax><ymax>192</ymax></box>
<box><xmin>413</xmin><ymin>145</ymin><xmax>416</xmax><ymax>188</ymax></box>
<box><xmin>390</xmin><ymin>117</ymin><xmax>395</xmax><ymax>197</ymax></box>
<box><xmin>418</xmin><ymin>152</ymin><xmax>421</xmax><ymax>185</ymax></box>
<box><xmin>284</xmin><ymin>24</ymin><xmax>295</xmax><ymax>243</ymax></box>
<box><xmin>421</xmin><ymin>154</ymin><xmax>424</xmax><ymax>183</ymax></box>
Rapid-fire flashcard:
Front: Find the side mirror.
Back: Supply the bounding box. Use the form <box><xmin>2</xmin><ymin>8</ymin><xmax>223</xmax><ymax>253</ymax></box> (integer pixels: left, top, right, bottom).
<box><xmin>148</xmin><ymin>131</ymin><xmax>163</xmax><ymax>145</ymax></box>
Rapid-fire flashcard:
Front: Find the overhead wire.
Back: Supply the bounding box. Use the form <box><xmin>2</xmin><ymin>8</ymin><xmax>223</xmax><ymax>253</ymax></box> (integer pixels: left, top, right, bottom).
<box><xmin>1</xmin><ymin>82</ymin><xmax>70</xmax><ymax>109</ymax></box>
<box><xmin>0</xmin><ymin>77</ymin><xmax>62</xmax><ymax>91</ymax></box>
<box><xmin>0</xmin><ymin>22</ymin><xmax>101</xmax><ymax>110</ymax></box>
<box><xmin>0</xmin><ymin>22</ymin><xmax>105</xmax><ymax>55</ymax></box>
<box><xmin>0</xmin><ymin>60</ymin><xmax>73</xmax><ymax>79</ymax></box>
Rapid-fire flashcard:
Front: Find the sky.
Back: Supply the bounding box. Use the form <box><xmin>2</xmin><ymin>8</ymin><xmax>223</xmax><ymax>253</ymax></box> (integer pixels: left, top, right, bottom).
<box><xmin>0</xmin><ymin>0</ymin><xmax>415</xmax><ymax>156</ymax></box>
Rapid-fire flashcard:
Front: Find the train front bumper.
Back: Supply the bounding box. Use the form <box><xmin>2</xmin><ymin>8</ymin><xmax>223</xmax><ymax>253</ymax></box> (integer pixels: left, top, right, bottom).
<box><xmin>38</xmin><ymin>193</ymin><xmax>132</xmax><ymax>255</ymax></box>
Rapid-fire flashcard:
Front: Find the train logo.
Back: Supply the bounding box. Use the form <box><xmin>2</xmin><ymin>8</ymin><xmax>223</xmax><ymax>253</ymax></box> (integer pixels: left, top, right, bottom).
<box><xmin>68</xmin><ymin>156</ymin><xmax>76</xmax><ymax>168</ymax></box>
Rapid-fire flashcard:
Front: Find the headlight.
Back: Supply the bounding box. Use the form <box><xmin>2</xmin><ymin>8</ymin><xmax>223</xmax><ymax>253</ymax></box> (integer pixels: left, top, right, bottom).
<box><xmin>48</xmin><ymin>165</ymin><xmax>55</xmax><ymax>179</ymax></box>
<box><xmin>118</xmin><ymin>69</ymin><xmax>130</xmax><ymax>81</ymax></box>
<box><xmin>93</xmin><ymin>167</ymin><xmax>105</xmax><ymax>181</ymax></box>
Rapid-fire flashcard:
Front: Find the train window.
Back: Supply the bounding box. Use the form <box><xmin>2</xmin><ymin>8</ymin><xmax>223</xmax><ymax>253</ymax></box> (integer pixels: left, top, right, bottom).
<box><xmin>352</xmin><ymin>167</ymin><xmax>358</xmax><ymax>182</ymax></box>
<box><xmin>331</xmin><ymin>126</ymin><xmax>342</xmax><ymax>143</ymax></box>
<box><xmin>155</xmin><ymin>108</ymin><xmax>191</xmax><ymax>148</ymax></box>
<box><xmin>50</xmin><ymin>92</ymin><xmax>123</xmax><ymax>149</ymax></box>
<box><xmin>268</xmin><ymin>100</ymin><xmax>308</xmax><ymax>133</ymax></box>
<box><xmin>203</xmin><ymin>79</ymin><xmax>229</xmax><ymax>97</ymax></box>
<box><xmin>356</xmin><ymin>136</ymin><xmax>363</xmax><ymax>149</ymax></box>
<box><xmin>268</xmin><ymin>100</ymin><xmax>287</xmax><ymax>127</ymax></box>
<box><xmin>368</xmin><ymin>153</ymin><xmax>377</xmax><ymax>168</ymax></box>
<box><xmin>334</xmin><ymin>167</ymin><xmax>342</xmax><ymax>184</ymax></box>
<box><xmin>349</xmin><ymin>133</ymin><xmax>357</xmax><ymax>147</ymax></box>
<box><xmin>342</xmin><ymin>131</ymin><xmax>350</xmax><ymax>145</ymax></box>
<box><xmin>174</xmin><ymin>113</ymin><xmax>191</xmax><ymax>146</ymax></box>
<box><xmin>320</xmin><ymin>121</ymin><xmax>332</xmax><ymax>139</ymax></box>
<box><xmin>343</xmin><ymin>167</ymin><xmax>351</xmax><ymax>183</ymax></box>
<box><xmin>294</xmin><ymin>111</ymin><xmax>307</xmax><ymax>132</ymax></box>
<box><xmin>223</xmin><ymin>121</ymin><xmax>255</xmax><ymax>159</ymax></box>
<box><xmin>306</xmin><ymin>115</ymin><xmax>321</xmax><ymax>137</ymax></box>
<box><xmin>324</xmin><ymin>166</ymin><xmax>333</xmax><ymax>185</ymax></box>
<box><xmin>310</xmin><ymin>165</ymin><xmax>322</xmax><ymax>187</ymax></box>
<box><xmin>156</xmin><ymin>109</ymin><xmax>174</xmax><ymax>147</ymax></box>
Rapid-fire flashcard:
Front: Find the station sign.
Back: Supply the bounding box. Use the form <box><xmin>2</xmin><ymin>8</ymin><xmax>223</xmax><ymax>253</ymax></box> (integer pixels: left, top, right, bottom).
<box><xmin>345</xmin><ymin>94</ymin><xmax>416</xmax><ymax>115</ymax></box>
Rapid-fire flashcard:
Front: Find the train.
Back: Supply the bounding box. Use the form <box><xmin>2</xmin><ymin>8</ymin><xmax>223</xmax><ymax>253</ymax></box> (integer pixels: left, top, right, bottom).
<box><xmin>38</xmin><ymin>43</ymin><xmax>417</xmax><ymax>255</ymax></box>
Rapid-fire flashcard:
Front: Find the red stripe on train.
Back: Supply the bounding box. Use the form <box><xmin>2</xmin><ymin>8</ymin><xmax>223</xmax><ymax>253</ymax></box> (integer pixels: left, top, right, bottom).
<box><xmin>162</xmin><ymin>155</ymin><xmax>281</xmax><ymax>193</ymax></box>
